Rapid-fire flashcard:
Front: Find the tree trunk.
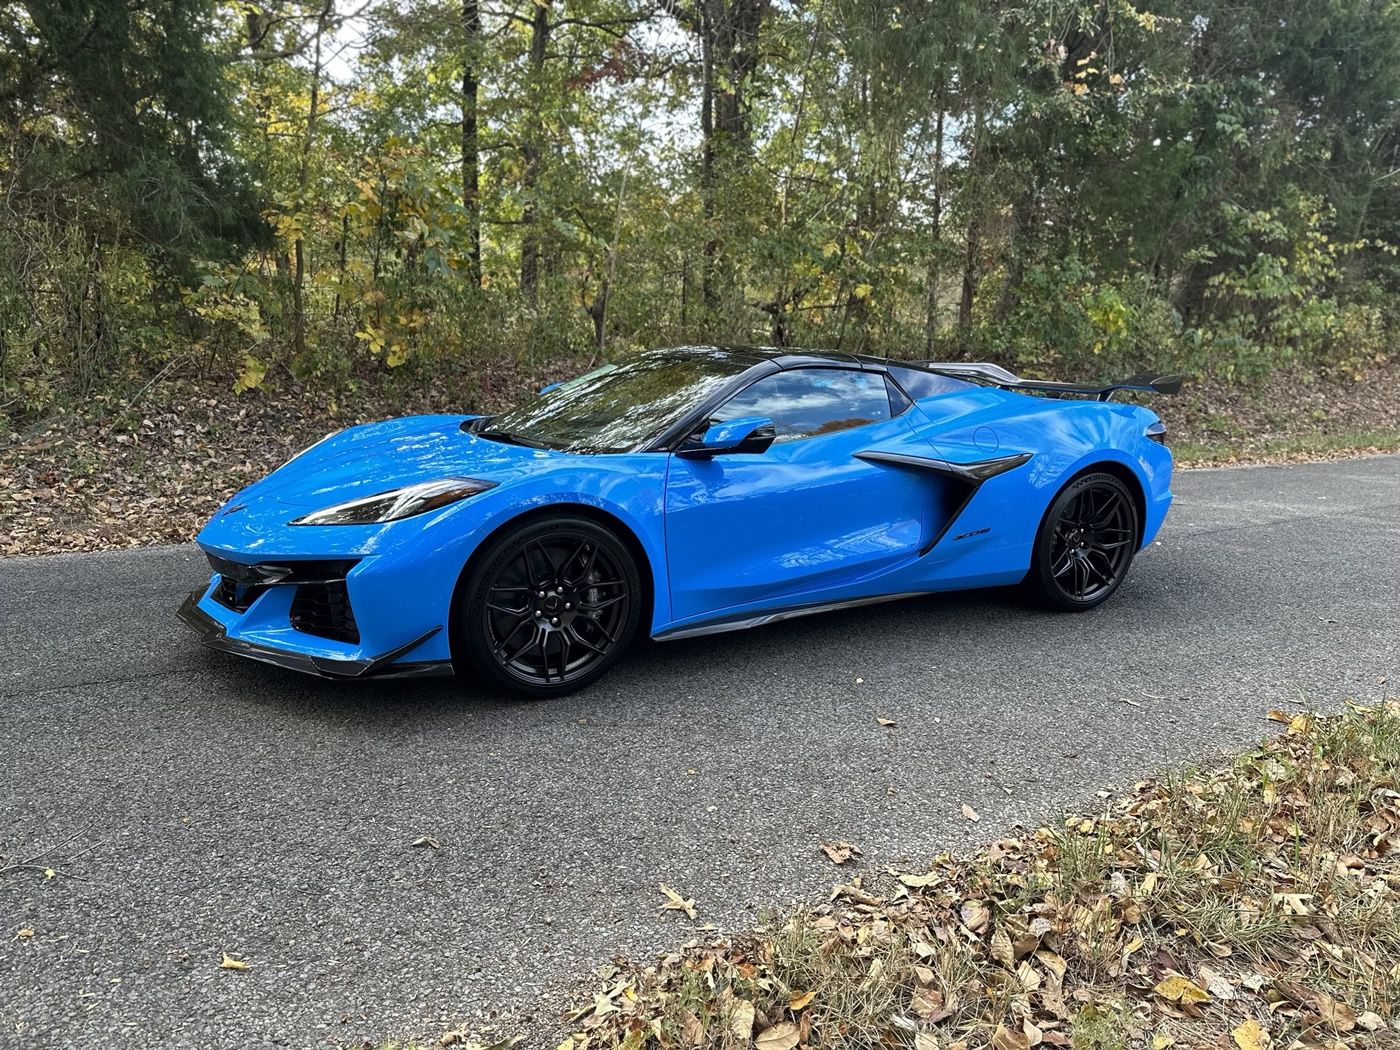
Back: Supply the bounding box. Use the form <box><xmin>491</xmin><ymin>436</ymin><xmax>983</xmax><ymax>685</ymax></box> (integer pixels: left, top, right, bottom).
<box><xmin>519</xmin><ymin>0</ymin><xmax>550</xmax><ymax>301</ymax></box>
<box><xmin>461</xmin><ymin>0</ymin><xmax>481</xmax><ymax>287</ymax></box>
<box><xmin>699</xmin><ymin>1</ymin><xmax>717</xmax><ymax>310</ymax></box>
<box><xmin>698</xmin><ymin>0</ymin><xmax>767</xmax><ymax>315</ymax></box>
<box><xmin>292</xmin><ymin>1</ymin><xmax>330</xmax><ymax>362</ymax></box>
<box><xmin>957</xmin><ymin>107</ymin><xmax>984</xmax><ymax>344</ymax></box>
<box><xmin>923</xmin><ymin>105</ymin><xmax>944</xmax><ymax>356</ymax></box>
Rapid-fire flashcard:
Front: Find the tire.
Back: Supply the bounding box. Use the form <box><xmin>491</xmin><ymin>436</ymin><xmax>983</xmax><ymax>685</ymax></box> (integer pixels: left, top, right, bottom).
<box><xmin>1025</xmin><ymin>471</ymin><xmax>1140</xmax><ymax>612</ymax></box>
<box><xmin>457</xmin><ymin>515</ymin><xmax>642</xmax><ymax>697</ymax></box>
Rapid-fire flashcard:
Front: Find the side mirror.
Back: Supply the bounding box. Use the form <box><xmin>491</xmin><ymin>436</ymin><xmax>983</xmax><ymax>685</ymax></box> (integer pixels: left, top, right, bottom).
<box><xmin>676</xmin><ymin>416</ymin><xmax>777</xmax><ymax>459</ymax></box>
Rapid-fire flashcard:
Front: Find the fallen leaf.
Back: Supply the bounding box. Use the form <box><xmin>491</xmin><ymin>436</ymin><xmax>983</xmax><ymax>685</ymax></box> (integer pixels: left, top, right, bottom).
<box><xmin>877</xmin><ymin>717</ymin><xmax>897</xmax><ymax>727</ymax></box>
<box><xmin>1151</xmin><ymin>1036</ymin><xmax>1175</xmax><ymax>1050</ymax></box>
<box><xmin>789</xmin><ymin>990</ymin><xmax>816</xmax><ymax>1010</ymax></box>
<box><xmin>17</xmin><ymin>929</ymin><xmax>33</xmax><ymax>939</ymax></box>
<box><xmin>1153</xmin><ymin>974</ymin><xmax>1209</xmax><ymax>1004</ymax></box>
<box><xmin>961</xmin><ymin>803</ymin><xmax>980</xmax><ymax>822</ymax></box>
<box><xmin>900</xmin><ymin>871</ymin><xmax>940</xmax><ymax>888</ymax></box>
<box><xmin>1267</xmin><ymin>710</ymin><xmax>1291</xmax><ymax>723</ymax></box>
<box><xmin>1231</xmin><ymin>1018</ymin><xmax>1271</xmax><ymax>1050</ymax></box>
<box><xmin>911</xmin><ymin>984</ymin><xmax>945</xmax><ymax>1020</ymax></box>
<box><xmin>219</xmin><ymin>953</ymin><xmax>249</xmax><ymax>971</ymax></box>
<box><xmin>727</xmin><ymin>999</ymin><xmax>755</xmax><ymax>1041</ymax></box>
<box><xmin>1355</xmin><ymin>1011</ymin><xmax>1384</xmax><ymax>1031</ymax></box>
<box><xmin>658</xmin><ymin>883</ymin><xmax>697</xmax><ymax>920</ymax></box>
<box><xmin>1313</xmin><ymin>993</ymin><xmax>1356</xmax><ymax>1032</ymax></box>
<box><xmin>755</xmin><ymin>1021</ymin><xmax>800</xmax><ymax>1050</ymax></box>
<box><xmin>914</xmin><ymin>1034</ymin><xmax>940</xmax><ymax>1050</ymax></box>
<box><xmin>680</xmin><ymin>1009</ymin><xmax>703</xmax><ymax>1048</ymax></box>
<box><xmin>820</xmin><ymin>840</ymin><xmax>862</xmax><ymax>865</ymax></box>
<box><xmin>992</xmin><ymin>1024</ymin><xmax>1030</xmax><ymax>1050</ymax></box>
<box><xmin>411</xmin><ymin>836</ymin><xmax>441</xmax><ymax>849</ymax></box>
<box><xmin>960</xmin><ymin>900</ymin><xmax>990</xmax><ymax>934</ymax></box>
<box><xmin>991</xmin><ymin>927</ymin><xmax>1015</xmax><ymax>969</ymax></box>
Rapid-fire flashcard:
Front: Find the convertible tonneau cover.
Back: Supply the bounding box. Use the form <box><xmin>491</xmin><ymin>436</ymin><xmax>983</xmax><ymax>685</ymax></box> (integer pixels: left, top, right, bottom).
<box><xmin>918</xmin><ymin>361</ymin><xmax>1185</xmax><ymax>401</ymax></box>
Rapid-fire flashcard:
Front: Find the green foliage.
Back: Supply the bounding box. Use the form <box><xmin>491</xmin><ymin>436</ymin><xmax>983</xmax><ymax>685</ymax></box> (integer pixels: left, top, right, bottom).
<box><xmin>5</xmin><ymin>0</ymin><xmax>1400</xmax><ymax>423</ymax></box>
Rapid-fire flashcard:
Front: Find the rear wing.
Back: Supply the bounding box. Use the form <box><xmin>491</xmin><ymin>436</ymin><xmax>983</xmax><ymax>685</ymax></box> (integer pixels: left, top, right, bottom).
<box><xmin>917</xmin><ymin>362</ymin><xmax>1185</xmax><ymax>402</ymax></box>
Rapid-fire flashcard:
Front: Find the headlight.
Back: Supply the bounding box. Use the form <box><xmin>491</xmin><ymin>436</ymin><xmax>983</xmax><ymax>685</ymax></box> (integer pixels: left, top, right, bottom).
<box><xmin>288</xmin><ymin>477</ymin><xmax>497</xmax><ymax>526</ymax></box>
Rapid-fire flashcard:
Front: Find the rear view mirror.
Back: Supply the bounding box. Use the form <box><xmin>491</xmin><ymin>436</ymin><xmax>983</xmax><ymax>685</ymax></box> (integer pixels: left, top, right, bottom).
<box><xmin>676</xmin><ymin>416</ymin><xmax>777</xmax><ymax>459</ymax></box>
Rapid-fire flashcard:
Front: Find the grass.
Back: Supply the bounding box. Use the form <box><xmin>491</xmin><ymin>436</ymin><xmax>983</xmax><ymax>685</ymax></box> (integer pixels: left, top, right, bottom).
<box><xmin>1173</xmin><ymin>427</ymin><xmax>1400</xmax><ymax>466</ymax></box>
<box><xmin>511</xmin><ymin>699</ymin><xmax>1400</xmax><ymax>1050</ymax></box>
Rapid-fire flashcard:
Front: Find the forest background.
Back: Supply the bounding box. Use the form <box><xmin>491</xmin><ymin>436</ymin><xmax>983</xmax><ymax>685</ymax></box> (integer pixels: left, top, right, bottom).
<box><xmin>4</xmin><ymin>0</ymin><xmax>1400</xmax><ymax>429</ymax></box>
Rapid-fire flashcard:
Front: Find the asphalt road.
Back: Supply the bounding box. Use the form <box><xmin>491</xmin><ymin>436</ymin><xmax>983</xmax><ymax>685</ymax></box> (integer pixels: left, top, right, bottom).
<box><xmin>2</xmin><ymin>455</ymin><xmax>1398</xmax><ymax>1050</ymax></box>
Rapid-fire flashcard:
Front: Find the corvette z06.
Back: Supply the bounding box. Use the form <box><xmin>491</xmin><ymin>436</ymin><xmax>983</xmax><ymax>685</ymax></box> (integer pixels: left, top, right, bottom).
<box><xmin>179</xmin><ymin>346</ymin><xmax>1181</xmax><ymax>697</ymax></box>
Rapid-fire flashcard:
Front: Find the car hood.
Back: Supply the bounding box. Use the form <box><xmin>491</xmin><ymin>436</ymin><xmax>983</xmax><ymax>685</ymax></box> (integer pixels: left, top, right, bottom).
<box><xmin>249</xmin><ymin>415</ymin><xmax>558</xmax><ymax>508</ymax></box>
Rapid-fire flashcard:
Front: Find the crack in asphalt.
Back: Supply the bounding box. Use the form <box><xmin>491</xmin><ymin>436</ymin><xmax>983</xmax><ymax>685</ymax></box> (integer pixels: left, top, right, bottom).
<box><xmin>1</xmin><ymin>454</ymin><xmax>1397</xmax><ymax>1050</ymax></box>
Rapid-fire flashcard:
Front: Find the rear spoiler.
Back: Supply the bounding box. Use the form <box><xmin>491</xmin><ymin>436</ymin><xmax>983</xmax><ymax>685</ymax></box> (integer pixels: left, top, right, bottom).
<box><xmin>917</xmin><ymin>362</ymin><xmax>1185</xmax><ymax>401</ymax></box>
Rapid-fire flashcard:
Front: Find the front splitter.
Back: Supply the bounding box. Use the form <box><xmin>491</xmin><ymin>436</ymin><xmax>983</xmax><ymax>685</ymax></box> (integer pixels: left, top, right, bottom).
<box><xmin>177</xmin><ymin>590</ymin><xmax>453</xmax><ymax>681</ymax></box>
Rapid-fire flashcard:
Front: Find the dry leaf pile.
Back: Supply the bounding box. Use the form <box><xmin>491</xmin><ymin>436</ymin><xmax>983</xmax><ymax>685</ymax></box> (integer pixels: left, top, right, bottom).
<box><xmin>0</xmin><ymin>358</ymin><xmax>574</xmax><ymax>558</ymax></box>
<box><xmin>557</xmin><ymin>699</ymin><xmax>1400</xmax><ymax>1050</ymax></box>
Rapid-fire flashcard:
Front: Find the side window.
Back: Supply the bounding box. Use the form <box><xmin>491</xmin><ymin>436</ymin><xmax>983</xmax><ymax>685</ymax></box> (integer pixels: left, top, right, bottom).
<box><xmin>718</xmin><ymin>368</ymin><xmax>893</xmax><ymax>443</ymax></box>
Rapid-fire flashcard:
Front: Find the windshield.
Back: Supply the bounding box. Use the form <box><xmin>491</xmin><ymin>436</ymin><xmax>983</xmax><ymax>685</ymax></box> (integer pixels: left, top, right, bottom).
<box><xmin>480</xmin><ymin>349</ymin><xmax>754</xmax><ymax>453</ymax></box>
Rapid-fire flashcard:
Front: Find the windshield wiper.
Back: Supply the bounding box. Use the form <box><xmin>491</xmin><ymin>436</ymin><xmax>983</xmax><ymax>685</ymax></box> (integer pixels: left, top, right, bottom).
<box><xmin>474</xmin><ymin>427</ymin><xmax>548</xmax><ymax>449</ymax></box>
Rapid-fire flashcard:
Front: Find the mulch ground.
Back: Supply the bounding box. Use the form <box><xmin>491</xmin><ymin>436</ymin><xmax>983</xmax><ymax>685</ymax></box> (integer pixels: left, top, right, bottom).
<box><xmin>3</xmin><ymin>357</ymin><xmax>1398</xmax><ymax>558</ymax></box>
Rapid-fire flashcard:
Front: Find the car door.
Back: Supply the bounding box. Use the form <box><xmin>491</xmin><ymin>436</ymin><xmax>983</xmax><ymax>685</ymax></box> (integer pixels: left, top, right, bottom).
<box><xmin>663</xmin><ymin>367</ymin><xmax>931</xmax><ymax>622</ymax></box>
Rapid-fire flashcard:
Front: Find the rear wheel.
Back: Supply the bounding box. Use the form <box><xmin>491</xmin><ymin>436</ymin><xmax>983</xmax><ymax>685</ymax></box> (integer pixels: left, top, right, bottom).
<box><xmin>1026</xmin><ymin>472</ymin><xmax>1139</xmax><ymax>612</ymax></box>
<box><xmin>458</xmin><ymin>515</ymin><xmax>641</xmax><ymax>697</ymax></box>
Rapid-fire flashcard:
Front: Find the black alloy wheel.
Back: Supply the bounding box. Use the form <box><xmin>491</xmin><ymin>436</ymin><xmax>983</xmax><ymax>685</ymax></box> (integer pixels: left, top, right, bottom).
<box><xmin>459</xmin><ymin>515</ymin><xmax>641</xmax><ymax>697</ymax></box>
<box><xmin>1026</xmin><ymin>472</ymin><xmax>1140</xmax><ymax>612</ymax></box>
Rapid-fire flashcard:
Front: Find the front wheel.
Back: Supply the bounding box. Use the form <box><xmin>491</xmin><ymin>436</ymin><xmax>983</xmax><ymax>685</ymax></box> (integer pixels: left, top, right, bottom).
<box><xmin>457</xmin><ymin>515</ymin><xmax>642</xmax><ymax>697</ymax></box>
<box><xmin>1025</xmin><ymin>472</ymin><xmax>1140</xmax><ymax>612</ymax></box>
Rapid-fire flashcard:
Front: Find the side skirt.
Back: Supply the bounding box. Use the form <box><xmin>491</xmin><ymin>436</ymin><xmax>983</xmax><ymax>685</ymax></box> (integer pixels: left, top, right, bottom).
<box><xmin>652</xmin><ymin>591</ymin><xmax>931</xmax><ymax>643</ymax></box>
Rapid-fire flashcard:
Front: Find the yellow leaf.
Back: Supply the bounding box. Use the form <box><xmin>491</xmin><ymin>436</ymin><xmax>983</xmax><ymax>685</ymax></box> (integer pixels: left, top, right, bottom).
<box><xmin>1152</xmin><ymin>1036</ymin><xmax>1175</xmax><ymax>1050</ymax></box>
<box><xmin>789</xmin><ymin>990</ymin><xmax>816</xmax><ymax>1010</ymax></box>
<box><xmin>900</xmin><ymin>872</ymin><xmax>940</xmax><ymax>888</ymax></box>
<box><xmin>17</xmin><ymin>929</ymin><xmax>34</xmax><ymax>939</ymax></box>
<box><xmin>877</xmin><ymin>717</ymin><xmax>896</xmax><ymax>727</ymax></box>
<box><xmin>853</xmin><ymin>283</ymin><xmax>873</xmax><ymax>300</ymax></box>
<box><xmin>755</xmin><ymin>1021</ymin><xmax>800</xmax><ymax>1050</ymax></box>
<box><xmin>1154</xmin><ymin>974</ymin><xmax>1208</xmax><ymax>1004</ymax></box>
<box><xmin>220</xmin><ymin>953</ymin><xmax>249</xmax><ymax>971</ymax></box>
<box><xmin>658</xmin><ymin>883</ymin><xmax>697</xmax><ymax>920</ymax></box>
<box><xmin>1231</xmin><ymin>1018</ymin><xmax>1271</xmax><ymax>1050</ymax></box>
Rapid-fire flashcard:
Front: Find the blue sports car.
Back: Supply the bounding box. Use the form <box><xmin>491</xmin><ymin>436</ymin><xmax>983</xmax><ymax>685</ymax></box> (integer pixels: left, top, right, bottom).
<box><xmin>179</xmin><ymin>346</ymin><xmax>1181</xmax><ymax>697</ymax></box>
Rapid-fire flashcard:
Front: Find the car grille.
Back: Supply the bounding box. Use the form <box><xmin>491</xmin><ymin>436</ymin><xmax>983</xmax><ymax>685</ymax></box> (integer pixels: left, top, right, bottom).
<box><xmin>289</xmin><ymin>581</ymin><xmax>361</xmax><ymax>645</ymax></box>
<box><xmin>205</xmin><ymin>555</ymin><xmax>361</xmax><ymax>644</ymax></box>
<box><xmin>212</xmin><ymin>576</ymin><xmax>267</xmax><ymax>613</ymax></box>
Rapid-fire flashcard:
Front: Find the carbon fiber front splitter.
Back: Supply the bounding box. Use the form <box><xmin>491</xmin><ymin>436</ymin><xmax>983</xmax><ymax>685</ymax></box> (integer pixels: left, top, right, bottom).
<box><xmin>177</xmin><ymin>590</ymin><xmax>454</xmax><ymax>680</ymax></box>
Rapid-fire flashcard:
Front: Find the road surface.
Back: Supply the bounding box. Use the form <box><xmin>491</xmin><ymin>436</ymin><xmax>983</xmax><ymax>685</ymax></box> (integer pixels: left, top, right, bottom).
<box><xmin>1</xmin><ymin>455</ymin><xmax>1397</xmax><ymax>1049</ymax></box>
